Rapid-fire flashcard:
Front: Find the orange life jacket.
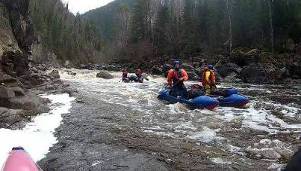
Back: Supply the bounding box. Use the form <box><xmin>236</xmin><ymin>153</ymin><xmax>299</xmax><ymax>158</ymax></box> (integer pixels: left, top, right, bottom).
<box><xmin>167</xmin><ymin>69</ymin><xmax>189</xmax><ymax>86</ymax></box>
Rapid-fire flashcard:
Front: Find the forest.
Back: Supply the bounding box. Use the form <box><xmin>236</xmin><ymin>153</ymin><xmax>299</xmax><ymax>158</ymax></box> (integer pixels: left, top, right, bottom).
<box><xmin>84</xmin><ymin>0</ymin><xmax>301</xmax><ymax>64</ymax></box>
<box><xmin>29</xmin><ymin>0</ymin><xmax>103</xmax><ymax>64</ymax></box>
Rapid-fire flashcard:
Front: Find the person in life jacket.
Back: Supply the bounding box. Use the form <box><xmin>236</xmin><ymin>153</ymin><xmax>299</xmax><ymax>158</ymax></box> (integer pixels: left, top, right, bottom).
<box><xmin>135</xmin><ymin>69</ymin><xmax>144</xmax><ymax>83</ymax></box>
<box><xmin>122</xmin><ymin>68</ymin><xmax>130</xmax><ymax>82</ymax></box>
<box><xmin>202</xmin><ymin>64</ymin><xmax>216</xmax><ymax>95</ymax></box>
<box><xmin>167</xmin><ymin>60</ymin><xmax>189</xmax><ymax>98</ymax></box>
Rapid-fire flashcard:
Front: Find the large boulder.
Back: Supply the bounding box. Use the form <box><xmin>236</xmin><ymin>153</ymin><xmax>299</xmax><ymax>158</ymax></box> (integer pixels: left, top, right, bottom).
<box><xmin>0</xmin><ymin>85</ymin><xmax>15</xmax><ymax>99</ymax></box>
<box><xmin>0</xmin><ymin>107</ymin><xmax>25</xmax><ymax>129</ymax></box>
<box><xmin>239</xmin><ymin>63</ymin><xmax>267</xmax><ymax>83</ymax></box>
<box><xmin>215</xmin><ymin>62</ymin><xmax>241</xmax><ymax>78</ymax></box>
<box><xmin>48</xmin><ymin>69</ymin><xmax>60</xmax><ymax>79</ymax></box>
<box><xmin>231</xmin><ymin>48</ymin><xmax>261</xmax><ymax>66</ymax></box>
<box><xmin>10</xmin><ymin>86</ymin><xmax>25</xmax><ymax>96</ymax></box>
<box><xmin>151</xmin><ymin>66</ymin><xmax>162</xmax><ymax>75</ymax></box>
<box><xmin>287</xmin><ymin>57</ymin><xmax>301</xmax><ymax>79</ymax></box>
<box><xmin>224</xmin><ymin>72</ymin><xmax>242</xmax><ymax>83</ymax></box>
<box><xmin>0</xmin><ymin>72</ymin><xmax>18</xmax><ymax>86</ymax></box>
<box><xmin>0</xmin><ymin>85</ymin><xmax>15</xmax><ymax>107</ymax></box>
<box><xmin>96</xmin><ymin>70</ymin><xmax>114</xmax><ymax>79</ymax></box>
<box><xmin>8</xmin><ymin>93</ymin><xmax>49</xmax><ymax>112</ymax></box>
<box><xmin>1</xmin><ymin>51</ymin><xmax>29</xmax><ymax>76</ymax></box>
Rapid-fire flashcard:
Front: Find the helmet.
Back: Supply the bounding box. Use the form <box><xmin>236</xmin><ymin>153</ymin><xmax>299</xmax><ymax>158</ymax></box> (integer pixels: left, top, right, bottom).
<box><xmin>208</xmin><ymin>65</ymin><xmax>214</xmax><ymax>70</ymax></box>
<box><xmin>173</xmin><ymin>60</ymin><xmax>181</xmax><ymax>67</ymax></box>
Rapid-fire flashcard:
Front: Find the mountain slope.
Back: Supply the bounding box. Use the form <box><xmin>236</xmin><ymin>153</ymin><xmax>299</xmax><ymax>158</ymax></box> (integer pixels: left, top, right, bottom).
<box><xmin>82</xmin><ymin>0</ymin><xmax>135</xmax><ymax>42</ymax></box>
<box><xmin>29</xmin><ymin>0</ymin><xmax>104</xmax><ymax>65</ymax></box>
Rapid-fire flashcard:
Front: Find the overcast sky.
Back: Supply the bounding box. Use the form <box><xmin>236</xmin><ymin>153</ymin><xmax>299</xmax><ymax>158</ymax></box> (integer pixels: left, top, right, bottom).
<box><xmin>61</xmin><ymin>0</ymin><xmax>115</xmax><ymax>14</ymax></box>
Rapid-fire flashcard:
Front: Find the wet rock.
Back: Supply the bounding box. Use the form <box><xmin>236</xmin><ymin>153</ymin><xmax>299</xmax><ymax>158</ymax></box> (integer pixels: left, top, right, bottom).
<box><xmin>0</xmin><ymin>72</ymin><xmax>17</xmax><ymax>85</ymax></box>
<box><xmin>96</xmin><ymin>70</ymin><xmax>114</xmax><ymax>79</ymax></box>
<box><xmin>10</xmin><ymin>86</ymin><xmax>25</xmax><ymax>96</ymax></box>
<box><xmin>49</xmin><ymin>69</ymin><xmax>60</xmax><ymax>79</ymax></box>
<box><xmin>0</xmin><ymin>85</ymin><xmax>15</xmax><ymax>99</ymax></box>
<box><xmin>0</xmin><ymin>107</ymin><xmax>27</xmax><ymax>129</ymax></box>
<box><xmin>1</xmin><ymin>51</ymin><xmax>29</xmax><ymax>76</ymax></box>
<box><xmin>288</xmin><ymin>60</ymin><xmax>301</xmax><ymax>79</ymax></box>
<box><xmin>8</xmin><ymin>93</ymin><xmax>49</xmax><ymax>113</ymax></box>
<box><xmin>36</xmin><ymin>64</ymin><xmax>47</xmax><ymax>71</ymax></box>
<box><xmin>151</xmin><ymin>66</ymin><xmax>162</xmax><ymax>75</ymax></box>
<box><xmin>215</xmin><ymin>63</ymin><xmax>241</xmax><ymax>78</ymax></box>
<box><xmin>66</xmin><ymin>70</ymin><xmax>76</xmax><ymax>76</ymax></box>
<box><xmin>240</xmin><ymin>63</ymin><xmax>267</xmax><ymax>83</ymax></box>
<box><xmin>231</xmin><ymin>48</ymin><xmax>261</xmax><ymax>66</ymax></box>
<box><xmin>224</xmin><ymin>72</ymin><xmax>242</xmax><ymax>83</ymax></box>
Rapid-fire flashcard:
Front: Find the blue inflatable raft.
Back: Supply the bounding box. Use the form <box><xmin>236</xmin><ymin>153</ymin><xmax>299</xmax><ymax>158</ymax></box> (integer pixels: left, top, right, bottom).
<box><xmin>158</xmin><ymin>88</ymin><xmax>249</xmax><ymax>109</ymax></box>
<box><xmin>158</xmin><ymin>88</ymin><xmax>219</xmax><ymax>110</ymax></box>
<box><xmin>217</xmin><ymin>88</ymin><xmax>249</xmax><ymax>107</ymax></box>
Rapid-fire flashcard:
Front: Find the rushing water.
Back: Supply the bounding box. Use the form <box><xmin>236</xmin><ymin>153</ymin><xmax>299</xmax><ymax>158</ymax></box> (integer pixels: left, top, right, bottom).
<box><xmin>59</xmin><ymin>69</ymin><xmax>301</xmax><ymax>170</ymax></box>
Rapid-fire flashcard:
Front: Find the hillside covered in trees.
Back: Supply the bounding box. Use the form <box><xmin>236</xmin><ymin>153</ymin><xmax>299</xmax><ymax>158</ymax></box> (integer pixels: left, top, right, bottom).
<box><xmin>29</xmin><ymin>0</ymin><xmax>104</xmax><ymax>64</ymax></box>
<box><xmin>84</xmin><ymin>0</ymin><xmax>301</xmax><ymax>63</ymax></box>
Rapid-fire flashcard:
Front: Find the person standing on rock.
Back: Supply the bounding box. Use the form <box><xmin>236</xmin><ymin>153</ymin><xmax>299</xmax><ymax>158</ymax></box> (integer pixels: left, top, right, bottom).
<box><xmin>202</xmin><ymin>65</ymin><xmax>216</xmax><ymax>95</ymax></box>
<box><xmin>167</xmin><ymin>60</ymin><xmax>189</xmax><ymax>98</ymax></box>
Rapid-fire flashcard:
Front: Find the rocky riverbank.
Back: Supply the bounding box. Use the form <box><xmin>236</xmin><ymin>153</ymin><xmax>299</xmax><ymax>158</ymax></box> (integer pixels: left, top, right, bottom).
<box><xmin>78</xmin><ymin>48</ymin><xmax>301</xmax><ymax>85</ymax></box>
<box><xmin>0</xmin><ymin>0</ymin><xmax>71</xmax><ymax>129</ymax></box>
<box><xmin>0</xmin><ymin>58</ymin><xmax>70</xmax><ymax>129</ymax></box>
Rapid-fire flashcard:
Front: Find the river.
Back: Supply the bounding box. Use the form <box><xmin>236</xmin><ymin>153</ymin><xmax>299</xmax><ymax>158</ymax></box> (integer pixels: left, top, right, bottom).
<box><xmin>5</xmin><ymin>68</ymin><xmax>301</xmax><ymax>170</ymax></box>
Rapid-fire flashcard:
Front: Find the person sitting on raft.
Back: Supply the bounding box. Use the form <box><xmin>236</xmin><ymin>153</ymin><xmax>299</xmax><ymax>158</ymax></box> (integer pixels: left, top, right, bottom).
<box><xmin>129</xmin><ymin>68</ymin><xmax>144</xmax><ymax>83</ymax></box>
<box><xmin>167</xmin><ymin>60</ymin><xmax>189</xmax><ymax>98</ymax></box>
<box><xmin>135</xmin><ymin>69</ymin><xmax>144</xmax><ymax>83</ymax></box>
<box><xmin>202</xmin><ymin>64</ymin><xmax>216</xmax><ymax>95</ymax></box>
<box><xmin>122</xmin><ymin>68</ymin><xmax>130</xmax><ymax>82</ymax></box>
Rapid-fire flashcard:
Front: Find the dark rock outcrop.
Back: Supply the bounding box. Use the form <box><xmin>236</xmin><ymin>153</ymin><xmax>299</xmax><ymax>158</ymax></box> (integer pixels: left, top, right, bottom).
<box><xmin>1</xmin><ymin>51</ymin><xmax>29</xmax><ymax>76</ymax></box>
<box><xmin>239</xmin><ymin>63</ymin><xmax>267</xmax><ymax>83</ymax></box>
<box><xmin>215</xmin><ymin>62</ymin><xmax>241</xmax><ymax>78</ymax></box>
<box><xmin>2</xmin><ymin>0</ymin><xmax>34</xmax><ymax>54</ymax></box>
<box><xmin>0</xmin><ymin>0</ymin><xmax>57</xmax><ymax>129</ymax></box>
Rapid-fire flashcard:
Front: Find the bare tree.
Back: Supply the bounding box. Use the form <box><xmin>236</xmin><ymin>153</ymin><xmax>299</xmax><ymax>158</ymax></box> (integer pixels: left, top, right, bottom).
<box><xmin>267</xmin><ymin>0</ymin><xmax>274</xmax><ymax>54</ymax></box>
<box><xmin>226</xmin><ymin>0</ymin><xmax>233</xmax><ymax>56</ymax></box>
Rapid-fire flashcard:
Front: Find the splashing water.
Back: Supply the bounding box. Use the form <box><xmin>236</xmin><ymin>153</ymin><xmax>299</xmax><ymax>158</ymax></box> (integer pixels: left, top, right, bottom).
<box><xmin>60</xmin><ymin>68</ymin><xmax>301</xmax><ymax>169</ymax></box>
<box><xmin>0</xmin><ymin>94</ymin><xmax>75</xmax><ymax>167</ymax></box>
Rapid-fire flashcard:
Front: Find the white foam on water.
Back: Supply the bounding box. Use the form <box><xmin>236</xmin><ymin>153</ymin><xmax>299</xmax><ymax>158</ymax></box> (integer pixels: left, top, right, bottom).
<box><xmin>0</xmin><ymin>94</ymin><xmax>75</xmax><ymax>167</ymax></box>
<box><xmin>210</xmin><ymin>157</ymin><xmax>232</xmax><ymax>165</ymax></box>
<box><xmin>58</xmin><ymin>69</ymin><xmax>301</xmax><ymax>168</ymax></box>
<box><xmin>187</xmin><ymin>127</ymin><xmax>218</xmax><ymax>143</ymax></box>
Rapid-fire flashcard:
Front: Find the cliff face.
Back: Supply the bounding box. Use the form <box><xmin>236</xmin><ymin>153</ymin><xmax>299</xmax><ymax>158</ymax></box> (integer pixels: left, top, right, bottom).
<box><xmin>0</xmin><ymin>0</ymin><xmax>34</xmax><ymax>76</ymax></box>
<box><xmin>0</xmin><ymin>2</ymin><xmax>20</xmax><ymax>57</ymax></box>
<box><xmin>3</xmin><ymin>0</ymin><xmax>34</xmax><ymax>54</ymax></box>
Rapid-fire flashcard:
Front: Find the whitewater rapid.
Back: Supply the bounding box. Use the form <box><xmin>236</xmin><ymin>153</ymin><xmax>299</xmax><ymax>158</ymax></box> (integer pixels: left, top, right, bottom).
<box><xmin>0</xmin><ymin>94</ymin><xmax>75</xmax><ymax>167</ymax></box>
<box><xmin>59</xmin><ymin>68</ymin><xmax>300</xmax><ymax>169</ymax></box>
